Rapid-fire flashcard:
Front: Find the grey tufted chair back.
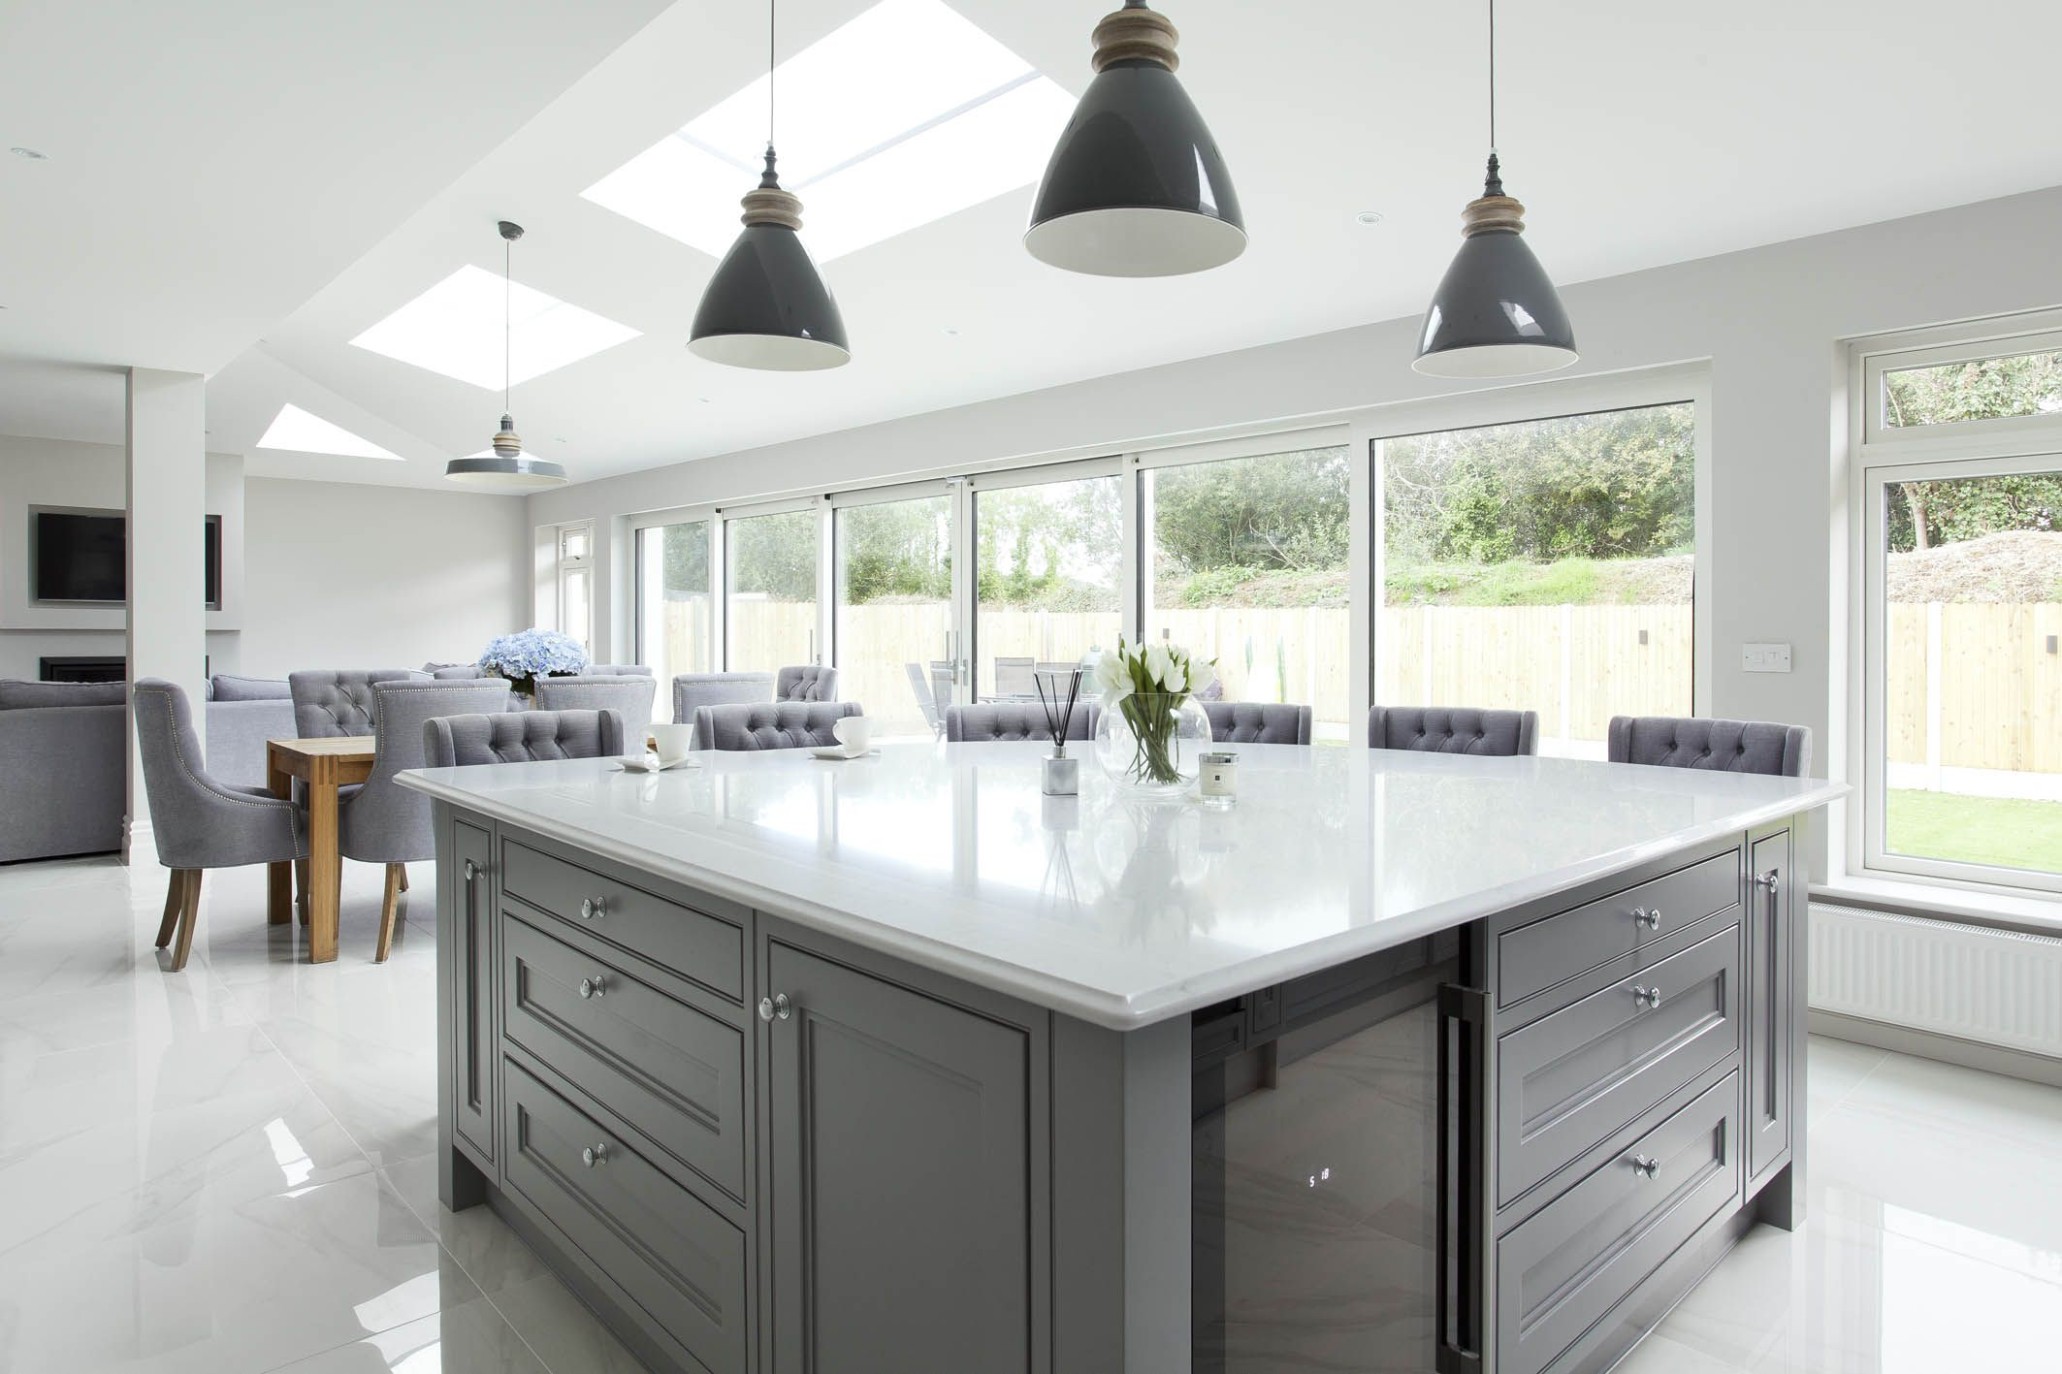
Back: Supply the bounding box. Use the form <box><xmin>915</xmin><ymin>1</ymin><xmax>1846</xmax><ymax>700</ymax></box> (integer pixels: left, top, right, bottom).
<box><xmin>1205</xmin><ymin>701</ymin><xmax>1313</xmax><ymax>745</ymax></box>
<box><xmin>944</xmin><ymin>701</ymin><xmax>1100</xmax><ymax>743</ymax></box>
<box><xmin>695</xmin><ymin>700</ymin><xmax>862</xmax><ymax>751</ymax></box>
<box><xmin>290</xmin><ymin>669</ymin><xmax>428</xmax><ymax>738</ymax></box>
<box><xmin>425</xmin><ymin>709</ymin><xmax>627</xmax><ymax>767</ymax></box>
<box><xmin>673</xmin><ymin>672</ymin><xmax>775</xmax><ymax>725</ymax></box>
<box><xmin>586</xmin><ymin>664</ymin><xmax>654</xmax><ymax>677</ymax></box>
<box><xmin>133</xmin><ymin>679</ymin><xmax>305</xmax><ymax>873</ymax></box>
<box><xmin>339</xmin><ymin>680</ymin><xmax>513</xmax><ymax>866</ymax></box>
<box><xmin>1606</xmin><ymin>716</ymin><xmax>1812</xmax><ymax>778</ymax></box>
<box><xmin>1368</xmin><ymin>705</ymin><xmax>1539</xmax><ymax>756</ymax></box>
<box><xmin>776</xmin><ymin>664</ymin><xmax>840</xmax><ymax>702</ymax></box>
<box><xmin>535</xmin><ymin>674</ymin><xmax>656</xmax><ymax>741</ymax></box>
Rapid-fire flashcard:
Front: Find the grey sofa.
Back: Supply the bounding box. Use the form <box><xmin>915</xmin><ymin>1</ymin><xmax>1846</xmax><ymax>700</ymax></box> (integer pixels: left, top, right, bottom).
<box><xmin>0</xmin><ymin>678</ymin><xmax>297</xmax><ymax>863</ymax></box>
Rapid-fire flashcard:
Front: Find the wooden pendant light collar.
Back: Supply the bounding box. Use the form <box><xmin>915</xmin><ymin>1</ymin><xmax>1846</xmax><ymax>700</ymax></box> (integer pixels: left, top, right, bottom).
<box><xmin>1092</xmin><ymin>3</ymin><xmax>1179</xmax><ymax>72</ymax></box>
<box><xmin>740</xmin><ymin>146</ymin><xmax>804</xmax><ymax>231</ymax></box>
<box><xmin>1460</xmin><ymin>154</ymin><xmax>1525</xmax><ymax>236</ymax></box>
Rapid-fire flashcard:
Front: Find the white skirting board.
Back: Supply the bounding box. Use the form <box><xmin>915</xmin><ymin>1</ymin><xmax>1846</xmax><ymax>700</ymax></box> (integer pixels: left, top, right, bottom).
<box><xmin>1809</xmin><ymin>903</ymin><xmax>2062</xmax><ymax>1060</ymax></box>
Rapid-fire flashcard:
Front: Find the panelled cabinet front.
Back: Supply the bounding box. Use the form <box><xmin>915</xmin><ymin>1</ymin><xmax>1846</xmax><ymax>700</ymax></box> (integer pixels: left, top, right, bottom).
<box><xmin>763</xmin><ymin>937</ymin><xmax>1036</xmax><ymax>1374</ymax></box>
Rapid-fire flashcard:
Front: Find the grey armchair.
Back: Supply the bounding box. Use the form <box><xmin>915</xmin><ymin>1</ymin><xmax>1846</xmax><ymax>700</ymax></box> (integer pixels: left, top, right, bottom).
<box><xmin>944</xmin><ymin>702</ymin><xmax>1100</xmax><ymax>743</ymax></box>
<box><xmin>536</xmin><ymin>674</ymin><xmax>656</xmax><ymax>741</ymax></box>
<box><xmin>695</xmin><ymin>701</ymin><xmax>862</xmax><ymax>751</ymax></box>
<box><xmin>1368</xmin><ymin>705</ymin><xmax>1539</xmax><ymax>756</ymax></box>
<box><xmin>673</xmin><ymin>672</ymin><xmax>775</xmax><ymax>727</ymax></box>
<box><xmin>339</xmin><ymin>679</ymin><xmax>513</xmax><ymax>961</ymax></box>
<box><xmin>132</xmin><ymin>679</ymin><xmax>306</xmax><ymax>972</ymax></box>
<box><xmin>1606</xmin><ymin>715</ymin><xmax>1812</xmax><ymax>777</ymax></box>
<box><xmin>1205</xmin><ymin>701</ymin><xmax>1313</xmax><ymax>745</ymax></box>
<box><xmin>289</xmin><ymin>669</ymin><xmax>429</xmax><ymax>737</ymax></box>
<box><xmin>425</xmin><ymin>709</ymin><xmax>627</xmax><ymax>767</ymax></box>
<box><xmin>776</xmin><ymin>664</ymin><xmax>840</xmax><ymax>702</ymax></box>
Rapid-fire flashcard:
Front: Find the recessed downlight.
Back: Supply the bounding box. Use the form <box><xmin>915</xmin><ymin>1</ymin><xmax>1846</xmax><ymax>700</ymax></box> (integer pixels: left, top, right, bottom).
<box><xmin>1354</xmin><ymin>210</ymin><xmax>1384</xmax><ymax>226</ymax></box>
<box><xmin>10</xmin><ymin>147</ymin><xmax>46</xmax><ymax>160</ymax></box>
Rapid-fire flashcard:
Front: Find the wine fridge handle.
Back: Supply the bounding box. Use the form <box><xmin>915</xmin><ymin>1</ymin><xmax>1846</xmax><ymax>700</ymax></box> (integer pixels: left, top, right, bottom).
<box><xmin>1436</xmin><ymin>983</ymin><xmax>1488</xmax><ymax>1374</ymax></box>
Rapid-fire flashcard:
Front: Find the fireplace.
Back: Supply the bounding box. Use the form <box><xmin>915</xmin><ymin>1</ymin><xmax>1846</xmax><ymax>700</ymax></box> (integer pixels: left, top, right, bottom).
<box><xmin>40</xmin><ymin>656</ymin><xmax>126</xmax><ymax>683</ymax></box>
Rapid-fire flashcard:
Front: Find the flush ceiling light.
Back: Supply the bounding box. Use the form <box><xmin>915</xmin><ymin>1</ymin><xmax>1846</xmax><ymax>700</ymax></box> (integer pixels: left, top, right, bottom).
<box><xmin>351</xmin><ymin>267</ymin><xmax>638</xmax><ymax>390</ymax></box>
<box><xmin>444</xmin><ymin>222</ymin><xmax>568</xmax><ymax>490</ymax></box>
<box><xmin>584</xmin><ymin>0</ymin><xmax>1071</xmax><ymax>263</ymax></box>
<box><xmin>255</xmin><ymin>404</ymin><xmax>401</xmax><ymax>460</ymax></box>
<box><xmin>688</xmin><ymin>0</ymin><xmax>850</xmax><ymax>371</ymax></box>
<box><xmin>1024</xmin><ymin>1</ymin><xmax>1245</xmax><ymax>278</ymax></box>
<box><xmin>1413</xmin><ymin>0</ymin><xmax>1577</xmax><ymax>378</ymax></box>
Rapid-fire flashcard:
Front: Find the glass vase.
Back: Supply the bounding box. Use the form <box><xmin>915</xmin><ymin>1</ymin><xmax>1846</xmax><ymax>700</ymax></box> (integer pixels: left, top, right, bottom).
<box><xmin>1094</xmin><ymin>693</ymin><xmax>1212</xmax><ymax>799</ymax></box>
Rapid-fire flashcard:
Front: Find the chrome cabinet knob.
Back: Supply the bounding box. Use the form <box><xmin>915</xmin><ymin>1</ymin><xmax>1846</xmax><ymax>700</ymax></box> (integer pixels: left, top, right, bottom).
<box><xmin>579</xmin><ymin>895</ymin><xmax>606</xmax><ymax>920</ymax></box>
<box><xmin>579</xmin><ymin>975</ymin><xmax>607</xmax><ymax>1000</ymax></box>
<box><xmin>581</xmin><ymin>1142</ymin><xmax>609</xmax><ymax>1168</ymax></box>
<box><xmin>463</xmin><ymin>859</ymin><xmax>478</xmax><ymax>881</ymax></box>
<box><xmin>1754</xmin><ymin>870</ymin><xmax>1780</xmax><ymax>893</ymax></box>
<box><xmin>1630</xmin><ymin>1154</ymin><xmax>1660</xmax><ymax>1179</ymax></box>
<box><xmin>1632</xmin><ymin>906</ymin><xmax>1661</xmax><ymax>930</ymax></box>
<box><xmin>757</xmin><ymin>992</ymin><xmax>794</xmax><ymax>1023</ymax></box>
<box><xmin>1633</xmin><ymin>985</ymin><xmax>1663</xmax><ymax>1010</ymax></box>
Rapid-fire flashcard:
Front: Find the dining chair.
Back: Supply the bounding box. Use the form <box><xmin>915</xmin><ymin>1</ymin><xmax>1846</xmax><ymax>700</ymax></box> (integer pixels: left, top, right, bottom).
<box><xmin>992</xmin><ymin>656</ymin><xmax>1036</xmax><ymax>698</ymax></box>
<box><xmin>695</xmin><ymin>701</ymin><xmax>863</xmax><ymax>751</ymax></box>
<box><xmin>424</xmin><ymin>708</ymin><xmax>627</xmax><ymax>767</ymax></box>
<box><xmin>132</xmin><ymin>679</ymin><xmax>306</xmax><ymax>972</ymax></box>
<box><xmin>776</xmin><ymin>665</ymin><xmax>841</xmax><ymax>702</ymax></box>
<box><xmin>339</xmin><ymin>679</ymin><xmax>515</xmax><ymax>961</ymax></box>
<box><xmin>288</xmin><ymin>668</ymin><xmax>429</xmax><ymax>738</ymax></box>
<box><xmin>586</xmin><ymin>664</ymin><xmax>654</xmax><ymax>677</ymax></box>
<box><xmin>1204</xmin><ymin>701</ymin><xmax>1313</xmax><ymax>745</ymax></box>
<box><xmin>1367</xmin><ymin>705</ymin><xmax>1539</xmax><ymax>756</ymax></box>
<box><xmin>1606</xmin><ymin>715</ymin><xmax>1812</xmax><ymax>777</ymax></box>
<box><xmin>536</xmin><ymin>674</ymin><xmax>656</xmax><ymax>741</ymax></box>
<box><xmin>905</xmin><ymin>663</ymin><xmax>943</xmax><ymax>737</ymax></box>
<box><xmin>944</xmin><ymin>702</ymin><xmax>1101</xmax><ymax>743</ymax></box>
<box><xmin>672</xmin><ymin>672</ymin><xmax>776</xmax><ymax>727</ymax></box>
<box><xmin>929</xmin><ymin>661</ymin><xmax>956</xmax><ymax>715</ymax></box>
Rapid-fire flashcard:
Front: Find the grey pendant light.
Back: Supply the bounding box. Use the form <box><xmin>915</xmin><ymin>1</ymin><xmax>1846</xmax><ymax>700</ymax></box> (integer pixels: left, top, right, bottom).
<box><xmin>1025</xmin><ymin>0</ymin><xmax>1244</xmax><ymax>278</ymax></box>
<box><xmin>1413</xmin><ymin>0</ymin><xmax>1577</xmax><ymax>378</ymax></box>
<box><xmin>445</xmin><ymin>221</ymin><xmax>568</xmax><ymax>489</ymax></box>
<box><xmin>688</xmin><ymin>0</ymin><xmax>850</xmax><ymax>371</ymax></box>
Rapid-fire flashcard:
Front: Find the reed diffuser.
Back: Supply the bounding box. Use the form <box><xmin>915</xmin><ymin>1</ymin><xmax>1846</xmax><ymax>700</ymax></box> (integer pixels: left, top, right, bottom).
<box><xmin>1034</xmin><ymin>667</ymin><xmax>1084</xmax><ymax>796</ymax></box>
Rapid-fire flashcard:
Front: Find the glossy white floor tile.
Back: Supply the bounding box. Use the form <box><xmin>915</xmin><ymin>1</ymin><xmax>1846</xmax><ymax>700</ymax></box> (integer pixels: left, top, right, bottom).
<box><xmin>3</xmin><ymin>854</ymin><xmax>2059</xmax><ymax>1372</ymax></box>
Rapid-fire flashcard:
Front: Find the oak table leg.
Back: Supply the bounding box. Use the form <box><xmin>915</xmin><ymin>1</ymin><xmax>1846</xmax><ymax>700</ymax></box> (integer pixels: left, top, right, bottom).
<box><xmin>266</xmin><ymin>748</ymin><xmax>293</xmax><ymax>926</ymax></box>
<box><xmin>308</xmin><ymin>778</ymin><xmax>341</xmax><ymax>964</ymax></box>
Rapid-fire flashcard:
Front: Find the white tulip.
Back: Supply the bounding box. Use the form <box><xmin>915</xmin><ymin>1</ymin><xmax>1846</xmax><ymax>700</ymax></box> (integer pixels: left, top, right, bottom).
<box><xmin>1188</xmin><ymin>654</ymin><xmax>1217</xmax><ymax>695</ymax></box>
<box><xmin>1143</xmin><ymin>643</ymin><xmax>1176</xmax><ymax>691</ymax></box>
<box><xmin>1094</xmin><ymin>647</ymin><xmax>1132</xmax><ymax>707</ymax></box>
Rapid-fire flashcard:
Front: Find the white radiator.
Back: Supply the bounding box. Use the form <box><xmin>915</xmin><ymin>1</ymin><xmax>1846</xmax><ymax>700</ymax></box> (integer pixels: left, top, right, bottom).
<box><xmin>1809</xmin><ymin>904</ymin><xmax>2062</xmax><ymax>1059</ymax></box>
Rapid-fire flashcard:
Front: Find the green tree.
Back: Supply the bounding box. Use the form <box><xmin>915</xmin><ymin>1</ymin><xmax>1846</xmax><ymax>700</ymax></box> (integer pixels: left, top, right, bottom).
<box><xmin>1151</xmin><ymin>448</ymin><xmax>1351</xmax><ymax>573</ymax></box>
<box><xmin>1881</xmin><ymin>352</ymin><xmax>2062</xmax><ymax>551</ymax></box>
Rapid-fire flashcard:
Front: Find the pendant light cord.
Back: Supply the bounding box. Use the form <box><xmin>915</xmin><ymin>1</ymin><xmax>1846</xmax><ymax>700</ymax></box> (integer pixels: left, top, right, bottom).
<box><xmin>767</xmin><ymin>0</ymin><xmax>777</xmax><ymax>151</ymax></box>
<box><xmin>503</xmin><ymin>233</ymin><xmax>512</xmax><ymax>416</ymax></box>
<box><xmin>1487</xmin><ymin>0</ymin><xmax>1497</xmax><ymax>155</ymax></box>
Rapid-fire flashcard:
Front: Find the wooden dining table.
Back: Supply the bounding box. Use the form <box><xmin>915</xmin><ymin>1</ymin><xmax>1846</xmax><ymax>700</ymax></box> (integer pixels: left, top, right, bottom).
<box><xmin>265</xmin><ymin>736</ymin><xmax>377</xmax><ymax>964</ymax></box>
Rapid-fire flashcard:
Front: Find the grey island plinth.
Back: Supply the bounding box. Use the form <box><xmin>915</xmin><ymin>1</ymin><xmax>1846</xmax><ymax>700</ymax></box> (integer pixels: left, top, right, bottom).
<box><xmin>398</xmin><ymin>740</ymin><xmax>1842</xmax><ymax>1374</ymax></box>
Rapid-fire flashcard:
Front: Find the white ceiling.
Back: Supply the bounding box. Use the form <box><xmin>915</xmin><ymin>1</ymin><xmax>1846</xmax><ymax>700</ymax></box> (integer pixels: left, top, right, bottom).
<box><xmin>7</xmin><ymin>1</ymin><xmax>2062</xmax><ymax>490</ymax></box>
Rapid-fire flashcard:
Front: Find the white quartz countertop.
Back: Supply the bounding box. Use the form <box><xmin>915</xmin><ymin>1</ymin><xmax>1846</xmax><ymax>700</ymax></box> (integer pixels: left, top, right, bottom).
<box><xmin>399</xmin><ymin>742</ymin><xmax>1844</xmax><ymax>1030</ymax></box>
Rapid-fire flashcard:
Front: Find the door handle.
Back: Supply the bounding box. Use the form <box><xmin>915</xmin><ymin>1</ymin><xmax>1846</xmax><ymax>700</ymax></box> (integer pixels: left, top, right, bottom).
<box><xmin>1436</xmin><ymin>984</ymin><xmax>1487</xmax><ymax>1373</ymax></box>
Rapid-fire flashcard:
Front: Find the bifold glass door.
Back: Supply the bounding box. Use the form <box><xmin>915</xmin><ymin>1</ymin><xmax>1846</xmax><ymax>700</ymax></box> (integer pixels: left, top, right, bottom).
<box><xmin>635</xmin><ymin>520</ymin><xmax>712</xmax><ymax>685</ymax></box>
<box><xmin>726</xmin><ymin>508</ymin><xmax>819</xmax><ymax>674</ymax></box>
<box><xmin>834</xmin><ymin>493</ymin><xmax>953</xmax><ymax>739</ymax></box>
<box><xmin>970</xmin><ymin>471</ymin><xmax>1123</xmax><ymax>701</ymax></box>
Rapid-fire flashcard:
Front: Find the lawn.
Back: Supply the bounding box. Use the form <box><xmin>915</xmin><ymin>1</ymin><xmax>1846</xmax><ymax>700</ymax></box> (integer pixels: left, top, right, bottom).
<box><xmin>1885</xmin><ymin>789</ymin><xmax>2062</xmax><ymax>873</ymax></box>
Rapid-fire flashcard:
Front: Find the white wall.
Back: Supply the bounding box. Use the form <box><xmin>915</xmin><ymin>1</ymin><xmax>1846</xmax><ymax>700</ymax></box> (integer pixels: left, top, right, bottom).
<box><xmin>0</xmin><ymin>433</ymin><xmax>243</xmax><ymax>678</ymax></box>
<box><xmin>238</xmin><ymin>477</ymin><xmax>530</xmax><ymax>678</ymax></box>
<box><xmin>529</xmin><ymin>183</ymin><xmax>2062</xmax><ymax>874</ymax></box>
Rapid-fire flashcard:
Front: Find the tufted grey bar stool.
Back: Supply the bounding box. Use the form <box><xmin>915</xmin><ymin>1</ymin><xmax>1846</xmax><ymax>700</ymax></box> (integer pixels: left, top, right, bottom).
<box><xmin>944</xmin><ymin>702</ymin><xmax>1100</xmax><ymax>743</ymax></box>
<box><xmin>776</xmin><ymin>664</ymin><xmax>841</xmax><ymax>702</ymax></box>
<box><xmin>1204</xmin><ymin>701</ymin><xmax>1313</xmax><ymax>745</ymax></box>
<box><xmin>1367</xmin><ymin>705</ymin><xmax>1539</xmax><ymax>756</ymax></box>
<box><xmin>695</xmin><ymin>701</ymin><xmax>862</xmax><ymax>751</ymax></box>
<box><xmin>424</xmin><ymin>708</ymin><xmax>627</xmax><ymax>767</ymax></box>
<box><xmin>1606</xmin><ymin>716</ymin><xmax>1812</xmax><ymax>777</ymax></box>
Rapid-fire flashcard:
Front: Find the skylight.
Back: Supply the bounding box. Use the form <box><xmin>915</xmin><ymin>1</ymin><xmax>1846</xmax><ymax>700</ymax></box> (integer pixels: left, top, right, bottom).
<box><xmin>256</xmin><ymin>404</ymin><xmax>401</xmax><ymax>460</ymax></box>
<box><xmin>349</xmin><ymin>266</ymin><xmax>641</xmax><ymax>390</ymax></box>
<box><xmin>582</xmin><ymin>0</ymin><xmax>1074</xmax><ymax>262</ymax></box>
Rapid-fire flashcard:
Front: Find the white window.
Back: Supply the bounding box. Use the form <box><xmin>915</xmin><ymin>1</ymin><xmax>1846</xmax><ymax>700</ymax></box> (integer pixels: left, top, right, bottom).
<box><xmin>1855</xmin><ymin>327</ymin><xmax>2062</xmax><ymax>894</ymax></box>
<box><xmin>556</xmin><ymin>521</ymin><xmax>595</xmax><ymax>653</ymax></box>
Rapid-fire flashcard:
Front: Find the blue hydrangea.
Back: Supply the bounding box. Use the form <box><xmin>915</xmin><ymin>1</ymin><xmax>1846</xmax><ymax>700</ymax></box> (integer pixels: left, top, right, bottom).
<box><xmin>478</xmin><ymin>629</ymin><xmax>589</xmax><ymax>680</ymax></box>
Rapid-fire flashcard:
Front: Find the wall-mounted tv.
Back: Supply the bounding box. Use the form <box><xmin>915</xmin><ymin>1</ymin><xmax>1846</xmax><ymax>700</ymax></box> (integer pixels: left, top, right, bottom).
<box><xmin>30</xmin><ymin>508</ymin><xmax>222</xmax><ymax>608</ymax></box>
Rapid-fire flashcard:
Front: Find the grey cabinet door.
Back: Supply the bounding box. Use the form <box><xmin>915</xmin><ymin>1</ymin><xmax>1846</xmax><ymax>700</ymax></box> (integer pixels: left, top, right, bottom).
<box><xmin>766</xmin><ymin>940</ymin><xmax>1033</xmax><ymax>1374</ymax></box>
<box><xmin>1746</xmin><ymin>829</ymin><xmax>1793</xmax><ymax>1184</ymax></box>
<box><xmin>451</xmin><ymin>819</ymin><xmax>495</xmax><ymax>1163</ymax></box>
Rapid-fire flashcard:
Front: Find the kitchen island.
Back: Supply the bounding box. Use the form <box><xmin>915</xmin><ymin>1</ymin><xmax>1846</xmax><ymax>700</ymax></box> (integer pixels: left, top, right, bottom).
<box><xmin>399</xmin><ymin>741</ymin><xmax>1842</xmax><ymax>1374</ymax></box>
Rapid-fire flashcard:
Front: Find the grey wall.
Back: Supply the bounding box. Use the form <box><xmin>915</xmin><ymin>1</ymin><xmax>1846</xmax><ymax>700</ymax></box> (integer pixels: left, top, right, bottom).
<box><xmin>238</xmin><ymin>477</ymin><xmax>530</xmax><ymax>678</ymax></box>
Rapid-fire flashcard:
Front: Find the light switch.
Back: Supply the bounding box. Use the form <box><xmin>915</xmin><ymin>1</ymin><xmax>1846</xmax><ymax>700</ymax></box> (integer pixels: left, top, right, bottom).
<box><xmin>1742</xmin><ymin>643</ymin><xmax>1792</xmax><ymax>673</ymax></box>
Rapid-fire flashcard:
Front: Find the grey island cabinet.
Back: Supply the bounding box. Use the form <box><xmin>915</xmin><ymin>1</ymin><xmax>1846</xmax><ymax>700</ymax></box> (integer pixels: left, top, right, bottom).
<box><xmin>398</xmin><ymin>742</ymin><xmax>1842</xmax><ymax>1374</ymax></box>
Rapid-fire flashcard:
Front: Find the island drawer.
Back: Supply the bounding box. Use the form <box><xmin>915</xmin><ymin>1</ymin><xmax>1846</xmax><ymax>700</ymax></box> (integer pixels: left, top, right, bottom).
<box><xmin>1498</xmin><ymin>851</ymin><xmax>1739</xmax><ymax>1008</ymax></box>
<box><xmin>503</xmin><ymin>1058</ymin><xmax>748</xmax><ymax>1374</ymax></box>
<box><xmin>1496</xmin><ymin>1071</ymin><xmax>1740</xmax><ymax>1374</ymax></box>
<box><xmin>501</xmin><ymin>838</ymin><xmax>744</xmax><ymax>1003</ymax></box>
<box><xmin>1497</xmin><ymin>920</ymin><xmax>1740</xmax><ymax>1205</ymax></box>
<box><xmin>503</xmin><ymin>915</ymin><xmax>747</xmax><ymax>1202</ymax></box>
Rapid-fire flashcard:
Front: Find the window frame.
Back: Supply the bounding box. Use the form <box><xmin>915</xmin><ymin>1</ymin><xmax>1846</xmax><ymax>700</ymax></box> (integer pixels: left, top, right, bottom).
<box><xmin>630</xmin><ymin>504</ymin><xmax>719</xmax><ymax>679</ymax></box>
<box><xmin>1851</xmin><ymin>320</ymin><xmax>2062</xmax><ymax>898</ymax></box>
<box><xmin>554</xmin><ymin>519</ymin><xmax>595</xmax><ymax>653</ymax></box>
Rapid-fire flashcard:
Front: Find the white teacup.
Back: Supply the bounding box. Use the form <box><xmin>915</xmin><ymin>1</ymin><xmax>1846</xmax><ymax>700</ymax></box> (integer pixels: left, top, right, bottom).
<box><xmin>831</xmin><ymin>715</ymin><xmax>872</xmax><ymax>757</ymax></box>
<box><xmin>646</xmin><ymin>723</ymin><xmax>695</xmax><ymax>765</ymax></box>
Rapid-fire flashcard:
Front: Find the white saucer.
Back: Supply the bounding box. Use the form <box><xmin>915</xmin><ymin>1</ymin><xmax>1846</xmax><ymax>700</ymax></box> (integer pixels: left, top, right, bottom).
<box><xmin>615</xmin><ymin>756</ymin><xmax>699</xmax><ymax>773</ymax></box>
<box><xmin>811</xmin><ymin>747</ymin><xmax>880</xmax><ymax>761</ymax></box>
